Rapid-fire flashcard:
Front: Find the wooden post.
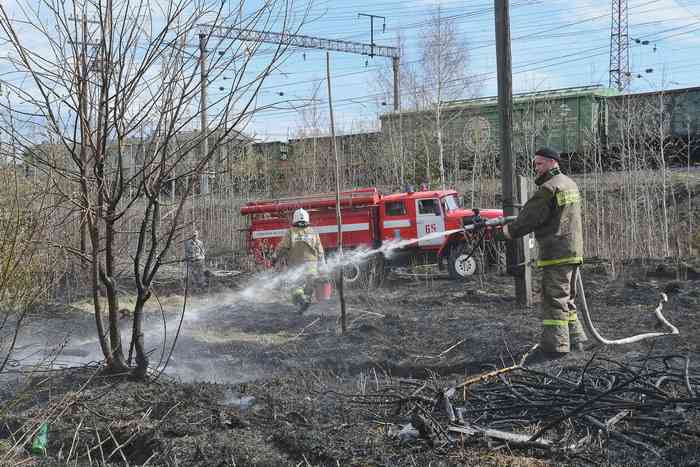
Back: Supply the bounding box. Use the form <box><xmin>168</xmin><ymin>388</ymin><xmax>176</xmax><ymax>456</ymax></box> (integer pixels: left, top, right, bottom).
<box><xmin>326</xmin><ymin>51</ymin><xmax>346</xmax><ymax>334</ymax></box>
<box><xmin>516</xmin><ymin>175</ymin><xmax>532</xmax><ymax>306</ymax></box>
<box><xmin>495</xmin><ymin>0</ymin><xmax>528</xmax><ymax>304</ymax></box>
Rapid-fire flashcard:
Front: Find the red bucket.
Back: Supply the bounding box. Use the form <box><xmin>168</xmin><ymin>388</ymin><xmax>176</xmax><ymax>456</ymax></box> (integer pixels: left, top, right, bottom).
<box><xmin>315</xmin><ymin>281</ymin><xmax>332</xmax><ymax>301</ymax></box>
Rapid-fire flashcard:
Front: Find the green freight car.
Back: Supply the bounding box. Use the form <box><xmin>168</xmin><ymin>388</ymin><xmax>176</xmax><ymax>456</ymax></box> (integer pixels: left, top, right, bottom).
<box><xmin>380</xmin><ymin>85</ymin><xmax>619</xmax><ymax>172</ymax></box>
<box><xmin>606</xmin><ymin>86</ymin><xmax>700</xmax><ymax>166</ymax></box>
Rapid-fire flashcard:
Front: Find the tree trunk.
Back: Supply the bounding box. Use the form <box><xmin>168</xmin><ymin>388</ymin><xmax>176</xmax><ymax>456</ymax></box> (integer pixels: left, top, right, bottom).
<box><xmin>89</xmin><ymin>227</ymin><xmax>114</xmax><ymax>369</ymax></box>
<box><xmin>103</xmin><ymin>216</ymin><xmax>127</xmax><ymax>372</ymax></box>
<box><xmin>132</xmin><ymin>292</ymin><xmax>150</xmax><ymax>379</ymax></box>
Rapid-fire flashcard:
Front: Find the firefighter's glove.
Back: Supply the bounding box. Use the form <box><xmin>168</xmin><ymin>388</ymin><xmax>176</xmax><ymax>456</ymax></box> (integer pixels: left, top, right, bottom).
<box><xmin>493</xmin><ymin>224</ymin><xmax>512</xmax><ymax>242</ymax></box>
<box><xmin>466</xmin><ymin>217</ymin><xmax>486</xmax><ymax>232</ymax></box>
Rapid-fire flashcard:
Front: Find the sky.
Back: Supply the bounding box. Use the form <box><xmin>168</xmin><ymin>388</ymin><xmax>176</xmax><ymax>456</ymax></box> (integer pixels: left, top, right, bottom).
<box><xmin>3</xmin><ymin>0</ymin><xmax>700</xmax><ymax>142</ymax></box>
<box><xmin>235</xmin><ymin>0</ymin><xmax>700</xmax><ymax>140</ymax></box>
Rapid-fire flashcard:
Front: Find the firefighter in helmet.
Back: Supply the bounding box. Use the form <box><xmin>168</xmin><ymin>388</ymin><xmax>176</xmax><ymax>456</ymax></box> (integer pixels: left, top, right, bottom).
<box><xmin>273</xmin><ymin>208</ymin><xmax>325</xmax><ymax>313</ymax></box>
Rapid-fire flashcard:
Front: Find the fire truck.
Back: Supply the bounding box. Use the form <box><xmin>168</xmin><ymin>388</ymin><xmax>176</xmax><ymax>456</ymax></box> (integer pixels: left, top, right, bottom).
<box><xmin>240</xmin><ymin>187</ymin><xmax>504</xmax><ymax>282</ymax></box>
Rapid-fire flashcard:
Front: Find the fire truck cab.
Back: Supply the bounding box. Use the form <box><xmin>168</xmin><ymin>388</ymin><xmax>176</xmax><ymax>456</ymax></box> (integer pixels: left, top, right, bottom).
<box><xmin>240</xmin><ymin>187</ymin><xmax>504</xmax><ymax>282</ymax></box>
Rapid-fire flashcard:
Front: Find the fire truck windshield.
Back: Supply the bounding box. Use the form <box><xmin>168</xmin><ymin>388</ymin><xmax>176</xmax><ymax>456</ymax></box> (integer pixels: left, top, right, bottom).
<box><xmin>442</xmin><ymin>195</ymin><xmax>460</xmax><ymax>212</ymax></box>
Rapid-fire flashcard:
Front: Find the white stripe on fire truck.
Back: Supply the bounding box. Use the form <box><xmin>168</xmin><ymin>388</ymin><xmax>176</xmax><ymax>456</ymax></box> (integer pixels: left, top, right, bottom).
<box><xmin>252</xmin><ymin>229</ymin><xmax>288</xmax><ymax>239</ymax></box>
<box><xmin>383</xmin><ymin>219</ymin><xmax>411</xmax><ymax>228</ymax></box>
<box><xmin>314</xmin><ymin>223</ymin><xmax>369</xmax><ymax>234</ymax></box>
<box><xmin>251</xmin><ymin>223</ymin><xmax>370</xmax><ymax>239</ymax></box>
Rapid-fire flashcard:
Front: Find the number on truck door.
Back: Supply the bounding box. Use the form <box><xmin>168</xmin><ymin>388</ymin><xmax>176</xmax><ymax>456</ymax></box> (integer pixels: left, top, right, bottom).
<box><xmin>415</xmin><ymin>198</ymin><xmax>445</xmax><ymax>247</ymax></box>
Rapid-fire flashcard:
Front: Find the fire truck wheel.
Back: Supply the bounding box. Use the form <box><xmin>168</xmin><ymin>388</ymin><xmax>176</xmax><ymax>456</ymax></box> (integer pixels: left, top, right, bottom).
<box><xmin>448</xmin><ymin>243</ymin><xmax>480</xmax><ymax>279</ymax></box>
<box><xmin>342</xmin><ymin>261</ymin><xmax>362</xmax><ymax>283</ymax></box>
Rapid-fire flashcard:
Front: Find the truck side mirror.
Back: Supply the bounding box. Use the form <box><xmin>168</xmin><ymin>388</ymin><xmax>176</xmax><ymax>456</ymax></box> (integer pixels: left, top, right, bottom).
<box><xmin>433</xmin><ymin>201</ymin><xmax>442</xmax><ymax>216</ymax></box>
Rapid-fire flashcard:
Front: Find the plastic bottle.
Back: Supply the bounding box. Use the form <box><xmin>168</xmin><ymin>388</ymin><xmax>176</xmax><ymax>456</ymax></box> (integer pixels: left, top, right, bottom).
<box><xmin>30</xmin><ymin>423</ymin><xmax>48</xmax><ymax>456</ymax></box>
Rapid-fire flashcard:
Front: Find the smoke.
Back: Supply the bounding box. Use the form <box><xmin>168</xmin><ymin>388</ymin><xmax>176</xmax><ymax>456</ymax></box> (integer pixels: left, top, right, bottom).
<box><xmin>7</xmin><ymin>228</ymin><xmax>468</xmax><ymax>384</ymax></box>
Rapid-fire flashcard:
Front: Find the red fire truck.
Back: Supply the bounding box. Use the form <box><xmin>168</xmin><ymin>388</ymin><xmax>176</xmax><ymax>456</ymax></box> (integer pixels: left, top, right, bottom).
<box><xmin>240</xmin><ymin>187</ymin><xmax>504</xmax><ymax>282</ymax></box>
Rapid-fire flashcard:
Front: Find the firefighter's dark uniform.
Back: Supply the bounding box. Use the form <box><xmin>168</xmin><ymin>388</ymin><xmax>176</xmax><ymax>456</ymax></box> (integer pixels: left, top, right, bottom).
<box><xmin>507</xmin><ymin>167</ymin><xmax>588</xmax><ymax>353</ymax></box>
<box><xmin>275</xmin><ymin>226</ymin><xmax>325</xmax><ymax>309</ymax></box>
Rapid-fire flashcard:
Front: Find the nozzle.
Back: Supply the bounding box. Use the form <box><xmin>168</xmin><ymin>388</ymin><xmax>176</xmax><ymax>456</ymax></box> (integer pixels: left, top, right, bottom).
<box><xmin>462</xmin><ymin>215</ymin><xmax>517</xmax><ymax>231</ymax></box>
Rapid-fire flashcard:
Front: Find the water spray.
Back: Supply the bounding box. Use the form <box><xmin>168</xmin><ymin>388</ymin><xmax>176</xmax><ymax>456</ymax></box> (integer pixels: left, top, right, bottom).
<box><xmin>238</xmin><ymin>215</ymin><xmax>517</xmax><ymax>301</ymax></box>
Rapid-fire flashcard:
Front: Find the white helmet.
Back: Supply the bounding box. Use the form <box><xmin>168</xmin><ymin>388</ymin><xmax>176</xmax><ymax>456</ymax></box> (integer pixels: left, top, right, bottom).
<box><xmin>292</xmin><ymin>208</ymin><xmax>310</xmax><ymax>226</ymax></box>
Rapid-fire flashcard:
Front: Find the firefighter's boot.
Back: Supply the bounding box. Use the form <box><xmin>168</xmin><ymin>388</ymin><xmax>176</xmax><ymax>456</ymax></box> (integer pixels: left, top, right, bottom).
<box><xmin>291</xmin><ymin>287</ymin><xmax>305</xmax><ymax>306</ymax></box>
<box><xmin>298</xmin><ymin>298</ymin><xmax>311</xmax><ymax>314</ymax></box>
<box><xmin>524</xmin><ymin>348</ymin><xmax>568</xmax><ymax>366</ymax></box>
<box><xmin>291</xmin><ymin>287</ymin><xmax>312</xmax><ymax>314</ymax></box>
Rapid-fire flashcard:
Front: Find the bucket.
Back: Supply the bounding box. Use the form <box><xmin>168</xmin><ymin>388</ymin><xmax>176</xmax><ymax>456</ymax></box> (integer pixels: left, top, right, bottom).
<box><xmin>315</xmin><ymin>281</ymin><xmax>332</xmax><ymax>301</ymax></box>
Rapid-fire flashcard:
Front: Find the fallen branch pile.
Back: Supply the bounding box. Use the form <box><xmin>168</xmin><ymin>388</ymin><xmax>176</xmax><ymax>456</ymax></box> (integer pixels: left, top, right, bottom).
<box><xmin>336</xmin><ymin>353</ymin><xmax>700</xmax><ymax>462</ymax></box>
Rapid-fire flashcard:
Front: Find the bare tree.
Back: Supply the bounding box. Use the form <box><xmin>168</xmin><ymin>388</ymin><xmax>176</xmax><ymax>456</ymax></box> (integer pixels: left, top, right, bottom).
<box><xmin>0</xmin><ymin>0</ymin><xmax>304</xmax><ymax>378</ymax></box>
<box><xmin>422</xmin><ymin>8</ymin><xmax>480</xmax><ymax>190</ymax></box>
<box><xmin>376</xmin><ymin>9</ymin><xmax>481</xmax><ymax>190</ymax></box>
<box><xmin>0</xmin><ymin>164</ymin><xmax>51</xmax><ymax>374</ymax></box>
<box><xmin>291</xmin><ymin>81</ymin><xmax>329</xmax><ymax>192</ymax></box>
<box><xmin>0</xmin><ymin>89</ymin><xmax>52</xmax><ymax>373</ymax></box>
<box><xmin>372</xmin><ymin>33</ymin><xmax>416</xmax><ymax>188</ymax></box>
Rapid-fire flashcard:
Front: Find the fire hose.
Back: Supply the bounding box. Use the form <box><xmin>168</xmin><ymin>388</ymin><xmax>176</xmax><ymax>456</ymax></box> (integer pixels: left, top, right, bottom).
<box><xmin>482</xmin><ymin>218</ymin><xmax>680</xmax><ymax>345</ymax></box>
<box><xmin>575</xmin><ymin>271</ymin><xmax>678</xmax><ymax>345</ymax></box>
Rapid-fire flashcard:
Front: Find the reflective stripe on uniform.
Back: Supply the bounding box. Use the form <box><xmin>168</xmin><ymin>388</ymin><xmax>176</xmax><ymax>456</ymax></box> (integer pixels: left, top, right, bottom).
<box><xmin>555</xmin><ymin>190</ymin><xmax>580</xmax><ymax>206</ymax></box>
<box><xmin>568</xmin><ymin>313</ymin><xmax>578</xmax><ymax>321</ymax></box>
<box><xmin>537</xmin><ymin>256</ymin><xmax>583</xmax><ymax>267</ymax></box>
<box><xmin>543</xmin><ymin>319</ymin><xmax>569</xmax><ymax>326</ymax></box>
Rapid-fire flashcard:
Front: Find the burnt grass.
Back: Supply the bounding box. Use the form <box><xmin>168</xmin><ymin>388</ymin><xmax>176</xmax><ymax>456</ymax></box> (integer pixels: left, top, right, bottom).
<box><xmin>3</xmin><ymin>258</ymin><xmax>700</xmax><ymax>466</ymax></box>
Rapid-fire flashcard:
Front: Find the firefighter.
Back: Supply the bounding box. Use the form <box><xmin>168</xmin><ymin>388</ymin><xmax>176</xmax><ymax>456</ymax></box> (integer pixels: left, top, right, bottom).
<box><xmin>495</xmin><ymin>147</ymin><xmax>588</xmax><ymax>360</ymax></box>
<box><xmin>184</xmin><ymin>230</ymin><xmax>207</xmax><ymax>289</ymax></box>
<box><xmin>273</xmin><ymin>208</ymin><xmax>325</xmax><ymax>313</ymax></box>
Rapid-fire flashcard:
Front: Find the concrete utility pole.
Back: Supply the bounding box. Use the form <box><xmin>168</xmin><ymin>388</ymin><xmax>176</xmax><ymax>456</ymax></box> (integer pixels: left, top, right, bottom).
<box><xmin>516</xmin><ymin>175</ymin><xmax>532</xmax><ymax>306</ymax></box>
<box><xmin>199</xmin><ymin>33</ymin><xmax>209</xmax><ymax>194</ymax></box>
<box><xmin>201</xmin><ymin>24</ymin><xmax>401</xmax><ymax>111</ymax></box>
<box><xmin>392</xmin><ymin>56</ymin><xmax>400</xmax><ymax>112</ymax></box>
<box><xmin>495</xmin><ymin>0</ymin><xmax>531</xmax><ymax>306</ymax></box>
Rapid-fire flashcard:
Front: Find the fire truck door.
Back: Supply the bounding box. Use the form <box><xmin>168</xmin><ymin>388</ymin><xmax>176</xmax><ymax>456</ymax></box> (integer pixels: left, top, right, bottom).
<box><xmin>415</xmin><ymin>198</ymin><xmax>445</xmax><ymax>247</ymax></box>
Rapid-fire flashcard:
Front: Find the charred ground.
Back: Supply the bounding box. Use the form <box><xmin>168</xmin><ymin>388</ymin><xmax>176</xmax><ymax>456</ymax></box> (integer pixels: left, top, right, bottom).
<box><xmin>2</xmin><ymin>258</ymin><xmax>700</xmax><ymax>466</ymax></box>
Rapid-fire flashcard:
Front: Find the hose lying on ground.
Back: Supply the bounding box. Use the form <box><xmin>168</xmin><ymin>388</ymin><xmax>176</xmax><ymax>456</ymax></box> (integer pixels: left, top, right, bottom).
<box><xmin>576</xmin><ymin>270</ymin><xmax>679</xmax><ymax>345</ymax></box>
